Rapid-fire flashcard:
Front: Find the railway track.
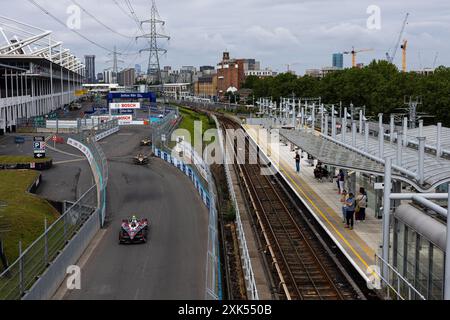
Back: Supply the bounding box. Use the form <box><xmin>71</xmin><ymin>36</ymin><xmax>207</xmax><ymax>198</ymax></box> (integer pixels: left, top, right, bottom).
<box><xmin>218</xmin><ymin>115</ymin><xmax>364</xmax><ymax>300</ymax></box>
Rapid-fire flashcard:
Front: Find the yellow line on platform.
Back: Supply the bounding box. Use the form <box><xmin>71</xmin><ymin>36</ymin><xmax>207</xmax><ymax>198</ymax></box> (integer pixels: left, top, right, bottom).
<box><xmin>280</xmin><ymin>164</ymin><xmax>371</xmax><ymax>270</ymax></box>
<box><xmin>245</xmin><ymin>125</ymin><xmax>372</xmax><ymax>270</ymax></box>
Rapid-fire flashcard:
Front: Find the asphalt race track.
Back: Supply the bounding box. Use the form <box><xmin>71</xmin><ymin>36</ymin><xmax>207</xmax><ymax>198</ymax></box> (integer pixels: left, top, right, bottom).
<box><xmin>64</xmin><ymin>126</ymin><xmax>209</xmax><ymax>300</ymax></box>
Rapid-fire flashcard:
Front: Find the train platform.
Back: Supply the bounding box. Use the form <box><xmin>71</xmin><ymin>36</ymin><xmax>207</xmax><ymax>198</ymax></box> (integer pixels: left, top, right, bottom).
<box><xmin>243</xmin><ymin>124</ymin><xmax>383</xmax><ymax>281</ymax></box>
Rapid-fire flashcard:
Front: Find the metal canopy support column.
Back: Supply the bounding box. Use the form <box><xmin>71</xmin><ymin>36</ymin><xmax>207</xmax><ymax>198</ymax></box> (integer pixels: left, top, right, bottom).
<box><xmin>379</xmin><ymin>114</ymin><xmax>384</xmax><ymax>158</ymax></box>
<box><xmin>320</xmin><ymin>105</ymin><xmax>324</xmax><ymax>133</ymax></box>
<box><xmin>331</xmin><ymin>105</ymin><xmax>336</xmax><ymax>138</ymax></box>
<box><xmin>364</xmin><ymin>122</ymin><xmax>369</xmax><ymax>152</ymax></box>
<box><xmin>352</xmin><ymin>121</ymin><xmax>356</xmax><ymax>146</ymax></box>
<box><xmin>301</xmin><ymin>107</ymin><xmax>305</xmax><ymax>130</ymax></box>
<box><xmin>418</xmin><ymin>137</ymin><xmax>426</xmax><ymax>185</ymax></box>
<box><xmin>292</xmin><ymin>99</ymin><xmax>296</xmax><ymax>127</ymax></box>
<box><xmin>397</xmin><ymin>133</ymin><xmax>403</xmax><ymax>166</ymax></box>
<box><xmin>445</xmin><ymin>184</ymin><xmax>450</xmax><ymax>300</ymax></box>
<box><xmin>382</xmin><ymin>157</ymin><xmax>392</xmax><ymax>282</ymax></box>
<box><xmin>403</xmin><ymin>117</ymin><xmax>408</xmax><ymax>146</ymax></box>
<box><xmin>390</xmin><ymin>115</ymin><xmax>395</xmax><ymax>143</ymax></box>
<box><xmin>437</xmin><ymin>122</ymin><xmax>442</xmax><ymax>158</ymax></box>
<box><xmin>342</xmin><ymin>107</ymin><xmax>347</xmax><ymax>143</ymax></box>
<box><xmin>324</xmin><ymin>114</ymin><xmax>329</xmax><ymax>137</ymax></box>
<box><xmin>359</xmin><ymin>109</ymin><xmax>363</xmax><ymax>134</ymax></box>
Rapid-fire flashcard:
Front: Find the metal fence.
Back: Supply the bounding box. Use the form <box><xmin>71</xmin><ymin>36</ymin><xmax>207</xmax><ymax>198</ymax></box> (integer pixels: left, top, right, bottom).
<box><xmin>374</xmin><ymin>254</ymin><xmax>426</xmax><ymax>300</ymax></box>
<box><xmin>150</xmin><ymin>110</ymin><xmax>180</xmax><ymax>148</ymax></box>
<box><xmin>73</xmin><ymin>119</ymin><xmax>114</xmax><ymax>226</ymax></box>
<box><xmin>0</xmin><ymin>185</ymin><xmax>97</xmax><ymax>300</ymax></box>
<box><xmin>205</xmin><ymin>159</ymin><xmax>220</xmax><ymax>300</ymax></box>
<box><xmin>213</xmin><ymin>115</ymin><xmax>259</xmax><ymax>300</ymax></box>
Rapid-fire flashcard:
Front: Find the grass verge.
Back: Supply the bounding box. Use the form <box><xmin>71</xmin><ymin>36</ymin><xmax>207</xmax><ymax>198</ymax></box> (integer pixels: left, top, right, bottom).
<box><xmin>170</xmin><ymin>107</ymin><xmax>216</xmax><ymax>149</ymax></box>
<box><xmin>0</xmin><ymin>156</ymin><xmax>51</xmax><ymax>165</ymax></box>
<box><xmin>0</xmin><ymin>170</ymin><xmax>59</xmax><ymax>262</ymax></box>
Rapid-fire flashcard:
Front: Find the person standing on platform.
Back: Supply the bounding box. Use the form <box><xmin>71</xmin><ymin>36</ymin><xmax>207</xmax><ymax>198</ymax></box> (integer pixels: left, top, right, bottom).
<box><xmin>355</xmin><ymin>187</ymin><xmax>368</xmax><ymax>221</ymax></box>
<box><xmin>294</xmin><ymin>151</ymin><xmax>301</xmax><ymax>174</ymax></box>
<box><xmin>345</xmin><ymin>192</ymin><xmax>356</xmax><ymax>230</ymax></box>
<box><xmin>340</xmin><ymin>190</ymin><xmax>348</xmax><ymax>223</ymax></box>
<box><xmin>335</xmin><ymin>169</ymin><xmax>345</xmax><ymax>194</ymax></box>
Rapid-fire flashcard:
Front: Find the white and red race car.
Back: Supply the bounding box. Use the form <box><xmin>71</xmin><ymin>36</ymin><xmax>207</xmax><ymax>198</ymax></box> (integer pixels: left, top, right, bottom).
<box><xmin>119</xmin><ymin>216</ymin><xmax>149</xmax><ymax>244</ymax></box>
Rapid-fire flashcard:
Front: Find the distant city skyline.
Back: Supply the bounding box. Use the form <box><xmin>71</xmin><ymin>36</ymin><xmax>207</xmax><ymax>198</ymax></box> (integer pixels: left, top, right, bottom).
<box><xmin>3</xmin><ymin>1</ymin><xmax>449</xmax><ymax>75</ymax></box>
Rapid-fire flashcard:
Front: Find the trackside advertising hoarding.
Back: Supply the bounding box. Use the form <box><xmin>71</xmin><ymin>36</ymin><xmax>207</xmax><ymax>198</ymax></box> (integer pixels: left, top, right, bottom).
<box><xmin>91</xmin><ymin>115</ymin><xmax>133</xmax><ymax>125</ymax></box>
<box><xmin>111</xmin><ymin>114</ymin><xmax>133</xmax><ymax>125</ymax></box>
<box><xmin>109</xmin><ymin>102</ymin><xmax>140</xmax><ymax>109</ymax></box>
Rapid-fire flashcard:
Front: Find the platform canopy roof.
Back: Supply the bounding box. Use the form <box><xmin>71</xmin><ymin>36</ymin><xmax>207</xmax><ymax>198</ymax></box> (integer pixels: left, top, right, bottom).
<box><xmin>280</xmin><ymin>128</ymin><xmax>385</xmax><ymax>174</ymax></box>
<box><xmin>280</xmin><ymin>128</ymin><xmax>450</xmax><ymax>192</ymax></box>
<box><xmin>0</xmin><ymin>15</ymin><xmax>84</xmax><ymax>74</ymax></box>
<box><xmin>407</xmin><ymin>125</ymin><xmax>450</xmax><ymax>156</ymax></box>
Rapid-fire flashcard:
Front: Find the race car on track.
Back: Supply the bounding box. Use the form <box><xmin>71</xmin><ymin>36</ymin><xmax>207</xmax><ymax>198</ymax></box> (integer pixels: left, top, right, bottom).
<box><xmin>140</xmin><ymin>137</ymin><xmax>152</xmax><ymax>146</ymax></box>
<box><xmin>133</xmin><ymin>153</ymin><xmax>149</xmax><ymax>165</ymax></box>
<box><xmin>119</xmin><ymin>215</ymin><xmax>149</xmax><ymax>244</ymax></box>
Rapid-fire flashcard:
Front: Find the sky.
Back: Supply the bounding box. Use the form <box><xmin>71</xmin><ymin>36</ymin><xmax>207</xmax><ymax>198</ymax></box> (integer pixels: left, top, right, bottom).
<box><xmin>1</xmin><ymin>0</ymin><xmax>450</xmax><ymax>75</ymax></box>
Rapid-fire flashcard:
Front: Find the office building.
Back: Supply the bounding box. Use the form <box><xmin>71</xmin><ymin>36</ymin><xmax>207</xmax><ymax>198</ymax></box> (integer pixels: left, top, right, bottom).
<box><xmin>85</xmin><ymin>55</ymin><xmax>96</xmax><ymax>83</ymax></box>
<box><xmin>332</xmin><ymin>53</ymin><xmax>344</xmax><ymax>69</ymax></box>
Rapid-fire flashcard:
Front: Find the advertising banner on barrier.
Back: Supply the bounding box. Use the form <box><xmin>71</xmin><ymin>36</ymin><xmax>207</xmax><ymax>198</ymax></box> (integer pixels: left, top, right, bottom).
<box><xmin>109</xmin><ymin>102</ymin><xmax>140</xmax><ymax>110</ymax></box>
<box><xmin>155</xmin><ymin>148</ymin><xmax>210</xmax><ymax>209</ymax></box>
<box><xmin>111</xmin><ymin>115</ymin><xmax>133</xmax><ymax>125</ymax></box>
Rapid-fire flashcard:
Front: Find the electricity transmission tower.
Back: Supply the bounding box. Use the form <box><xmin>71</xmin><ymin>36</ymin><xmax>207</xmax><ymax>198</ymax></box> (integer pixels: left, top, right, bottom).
<box><xmin>106</xmin><ymin>45</ymin><xmax>124</xmax><ymax>83</ymax></box>
<box><xmin>137</xmin><ymin>0</ymin><xmax>170</xmax><ymax>90</ymax></box>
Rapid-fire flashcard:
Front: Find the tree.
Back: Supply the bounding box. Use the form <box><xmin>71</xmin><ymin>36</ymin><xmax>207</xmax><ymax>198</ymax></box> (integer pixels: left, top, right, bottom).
<box><xmin>243</xmin><ymin>62</ymin><xmax>450</xmax><ymax>126</ymax></box>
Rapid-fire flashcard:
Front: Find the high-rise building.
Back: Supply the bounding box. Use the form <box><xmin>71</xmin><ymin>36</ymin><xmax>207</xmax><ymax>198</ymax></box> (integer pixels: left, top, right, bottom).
<box><xmin>135</xmin><ymin>64</ymin><xmax>142</xmax><ymax>75</ymax></box>
<box><xmin>84</xmin><ymin>55</ymin><xmax>96</xmax><ymax>83</ymax></box>
<box><xmin>332</xmin><ymin>53</ymin><xmax>344</xmax><ymax>69</ymax></box>
<box><xmin>103</xmin><ymin>70</ymin><xmax>113</xmax><ymax>84</ymax></box>
<box><xmin>118</xmin><ymin>68</ymin><xmax>136</xmax><ymax>87</ymax></box>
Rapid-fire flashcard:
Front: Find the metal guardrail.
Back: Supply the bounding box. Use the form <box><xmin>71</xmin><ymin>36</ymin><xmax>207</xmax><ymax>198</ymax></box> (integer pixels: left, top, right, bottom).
<box><xmin>74</xmin><ymin>119</ymin><xmax>114</xmax><ymax>226</ymax></box>
<box><xmin>150</xmin><ymin>110</ymin><xmax>179</xmax><ymax>148</ymax></box>
<box><xmin>374</xmin><ymin>254</ymin><xmax>426</xmax><ymax>300</ymax></box>
<box><xmin>213</xmin><ymin>115</ymin><xmax>259</xmax><ymax>300</ymax></box>
<box><xmin>0</xmin><ymin>185</ymin><xmax>97</xmax><ymax>300</ymax></box>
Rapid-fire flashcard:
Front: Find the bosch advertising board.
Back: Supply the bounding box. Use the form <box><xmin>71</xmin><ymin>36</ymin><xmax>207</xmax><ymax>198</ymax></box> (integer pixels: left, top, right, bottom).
<box><xmin>109</xmin><ymin>102</ymin><xmax>141</xmax><ymax>110</ymax></box>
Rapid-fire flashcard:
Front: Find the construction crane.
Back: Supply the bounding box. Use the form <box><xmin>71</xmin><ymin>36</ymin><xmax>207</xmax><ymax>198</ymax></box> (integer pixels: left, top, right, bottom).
<box><xmin>286</xmin><ymin>62</ymin><xmax>302</xmax><ymax>73</ymax></box>
<box><xmin>401</xmin><ymin>40</ymin><xmax>408</xmax><ymax>72</ymax></box>
<box><xmin>343</xmin><ymin>47</ymin><xmax>374</xmax><ymax>67</ymax></box>
<box><xmin>386</xmin><ymin>13</ymin><xmax>409</xmax><ymax>64</ymax></box>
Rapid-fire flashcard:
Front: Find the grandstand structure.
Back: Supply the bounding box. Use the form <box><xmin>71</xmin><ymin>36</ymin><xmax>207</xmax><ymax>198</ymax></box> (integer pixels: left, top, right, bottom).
<box><xmin>0</xmin><ymin>16</ymin><xmax>85</xmax><ymax>134</ymax></box>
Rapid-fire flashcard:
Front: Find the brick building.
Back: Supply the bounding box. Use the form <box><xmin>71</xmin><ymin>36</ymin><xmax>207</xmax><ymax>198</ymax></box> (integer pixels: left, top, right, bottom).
<box><xmin>194</xmin><ymin>74</ymin><xmax>218</xmax><ymax>99</ymax></box>
<box><xmin>216</xmin><ymin>52</ymin><xmax>245</xmax><ymax>100</ymax></box>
